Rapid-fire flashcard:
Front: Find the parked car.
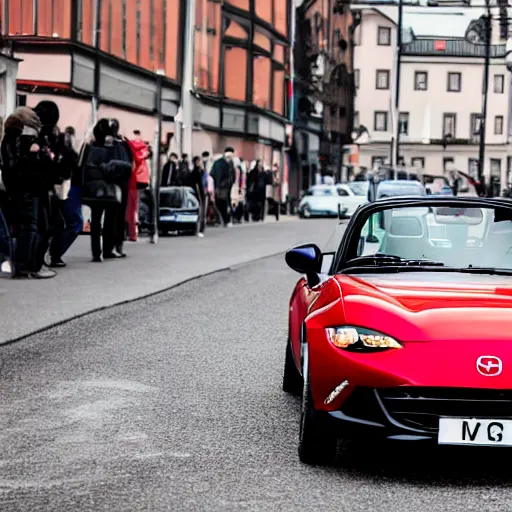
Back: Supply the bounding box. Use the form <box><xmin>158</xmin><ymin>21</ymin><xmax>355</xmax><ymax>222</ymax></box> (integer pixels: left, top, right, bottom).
<box><xmin>298</xmin><ymin>185</ymin><xmax>348</xmax><ymax>218</ymax></box>
<box><xmin>376</xmin><ymin>180</ymin><xmax>427</xmax><ymax>200</ymax></box>
<box><xmin>159</xmin><ymin>186</ymin><xmax>200</xmax><ymax>235</ymax></box>
<box><xmin>336</xmin><ymin>184</ymin><xmax>368</xmax><ymax>216</ymax></box>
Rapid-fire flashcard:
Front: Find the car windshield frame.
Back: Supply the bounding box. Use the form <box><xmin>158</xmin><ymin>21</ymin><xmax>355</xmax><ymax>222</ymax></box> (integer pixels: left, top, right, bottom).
<box><xmin>331</xmin><ymin>196</ymin><xmax>512</xmax><ymax>275</ymax></box>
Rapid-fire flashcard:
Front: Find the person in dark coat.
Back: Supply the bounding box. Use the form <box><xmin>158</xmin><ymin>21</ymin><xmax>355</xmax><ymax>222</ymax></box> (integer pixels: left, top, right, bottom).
<box><xmin>210</xmin><ymin>147</ymin><xmax>236</xmax><ymax>227</ymax></box>
<box><xmin>81</xmin><ymin>119</ymin><xmax>132</xmax><ymax>262</ymax></box>
<box><xmin>1</xmin><ymin>105</ymin><xmax>65</xmax><ymax>278</ymax></box>
<box><xmin>47</xmin><ymin>126</ymin><xmax>82</xmax><ymax>267</ymax></box>
<box><xmin>246</xmin><ymin>159</ymin><xmax>268</xmax><ymax>222</ymax></box>
<box><xmin>188</xmin><ymin>156</ymin><xmax>206</xmax><ymax>237</ymax></box>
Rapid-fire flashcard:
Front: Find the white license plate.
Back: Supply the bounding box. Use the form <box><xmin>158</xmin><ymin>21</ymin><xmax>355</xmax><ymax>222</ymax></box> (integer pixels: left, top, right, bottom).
<box><xmin>438</xmin><ymin>418</ymin><xmax>512</xmax><ymax>447</ymax></box>
<box><xmin>161</xmin><ymin>215</ymin><xmax>176</xmax><ymax>222</ymax></box>
<box><xmin>176</xmin><ymin>214</ymin><xmax>198</xmax><ymax>223</ymax></box>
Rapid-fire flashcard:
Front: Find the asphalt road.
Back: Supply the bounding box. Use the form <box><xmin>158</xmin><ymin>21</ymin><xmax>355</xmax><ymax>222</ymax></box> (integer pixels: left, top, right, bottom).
<box><xmin>0</xmin><ymin>250</ymin><xmax>510</xmax><ymax>510</ymax></box>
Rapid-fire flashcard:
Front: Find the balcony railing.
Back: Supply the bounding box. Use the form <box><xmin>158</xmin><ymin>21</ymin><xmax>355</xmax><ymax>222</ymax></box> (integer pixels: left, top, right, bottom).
<box><xmin>402</xmin><ymin>39</ymin><xmax>506</xmax><ymax>58</ymax></box>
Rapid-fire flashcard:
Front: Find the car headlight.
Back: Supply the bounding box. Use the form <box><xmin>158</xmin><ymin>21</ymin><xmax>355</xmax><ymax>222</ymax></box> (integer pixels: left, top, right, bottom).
<box><xmin>326</xmin><ymin>326</ymin><xmax>403</xmax><ymax>351</ymax></box>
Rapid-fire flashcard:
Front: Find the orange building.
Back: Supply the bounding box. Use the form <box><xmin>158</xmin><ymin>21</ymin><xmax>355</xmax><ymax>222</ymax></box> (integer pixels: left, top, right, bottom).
<box><xmin>192</xmin><ymin>0</ymin><xmax>291</xmax><ymax>166</ymax></box>
<box><xmin>3</xmin><ymin>0</ymin><xmax>184</xmax><ymax>142</ymax></box>
<box><xmin>2</xmin><ymin>0</ymin><xmax>291</xmax><ymax>163</ymax></box>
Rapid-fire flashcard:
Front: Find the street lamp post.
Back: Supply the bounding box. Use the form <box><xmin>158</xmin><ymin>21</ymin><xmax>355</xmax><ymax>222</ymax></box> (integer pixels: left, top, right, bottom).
<box><xmin>390</xmin><ymin>0</ymin><xmax>403</xmax><ymax>170</ymax></box>
<box><xmin>478</xmin><ymin>4</ymin><xmax>492</xmax><ymax>193</ymax></box>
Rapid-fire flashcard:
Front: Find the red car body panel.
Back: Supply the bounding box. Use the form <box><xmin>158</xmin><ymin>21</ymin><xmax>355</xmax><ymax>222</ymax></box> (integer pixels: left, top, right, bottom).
<box><xmin>290</xmin><ymin>272</ymin><xmax>512</xmax><ymax>413</ymax></box>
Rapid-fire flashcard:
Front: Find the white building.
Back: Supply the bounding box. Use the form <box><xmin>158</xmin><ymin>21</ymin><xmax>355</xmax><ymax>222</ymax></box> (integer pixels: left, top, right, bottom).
<box><xmin>352</xmin><ymin>6</ymin><xmax>512</xmax><ymax>193</ymax></box>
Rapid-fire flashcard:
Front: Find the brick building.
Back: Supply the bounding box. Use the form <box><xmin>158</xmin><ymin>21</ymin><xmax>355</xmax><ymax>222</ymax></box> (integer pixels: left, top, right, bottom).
<box><xmin>2</xmin><ymin>0</ymin><xmax>291</xmax><ymax>172</ymax></box>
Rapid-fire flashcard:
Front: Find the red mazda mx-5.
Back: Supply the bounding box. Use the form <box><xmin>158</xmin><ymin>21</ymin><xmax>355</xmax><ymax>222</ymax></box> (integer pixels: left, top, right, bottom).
<box><xmin>284</xmin><ymin>196</ymin><xmax>512</xmax><ymax>465</ymax></box>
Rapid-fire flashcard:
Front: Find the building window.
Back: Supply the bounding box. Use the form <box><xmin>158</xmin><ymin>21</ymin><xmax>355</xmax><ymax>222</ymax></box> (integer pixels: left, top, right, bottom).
<box><xmin>414</xmin><ymin>71</ymin><xmax>428</xmax><ymax>91</ymax></box>
<box><xmin>121</xmin><ymin>0</ymin><xmax>127</xmax><ymax>58</ymax></box>
<box><xmin>443</xmin><ymin>157</ymin><xmax>454</xmax><ymax>172</ymax></box>
<box><xmin>136</xmin><ymin>0</ymin><xmax>141</xmax><ymax>63</ymax></box>
<box><xmin>494</xmin><ymin>74</ymin><xmax>505</xmax><ymax>94</ymax></box>
<box><xmin>470</xmin><ymin>113</ymin><xmax>481</xmax><ymax>141</ymax></box>
<box><xmin>468</xmin><ymin>158</ymin><xmax>479</xmax><ymax>180</ymax></box>
<box><xmin>377</xmin><ymin>26</ymin><xmax>391</xmax><ymax>46</ymax></box>
<box><xmin>354</xmin><ymin>111</ymin><xmax>359</xmax><ymax>128</ymax></box>
<box><xmin>374</xmin><ymin>111</ymin><xmax>388</xmax><ymax>131</ymax></box>
<box><xmin>491</xmin><ymin>158</ymin><xmax>502</xmax><ymax>177</ymax></box>
<box><xmin>443</xmin><ymin>113</ymin><xmax>456</xmax><ymax>138</ymax></box>
<box><xmin>495</xmin><ymin>115</ymin><xmax>504</xmax><ymax>135</ymax></box>
<box><xmin>447</xmin><ymin>72</ymin><xmax>461</xmax><ymax>92</ymax></box>
<box><xmin>411</xmin><ymin>157</ymin><xmax>425</xmax><ymax>169</ymax></box>
<box><xmin>76</xmin><ymin>0</ymin><xmax>83</xmax><ymax>41</ymax></box>
<box><xmin>372</xmin><ymin>156</ymin><xmax>387</xmax><ymax>168</ymax></box>
<box><xmin>398</xmin><ymin>112</ymin><xmax>409</xmax><ymax>135</ymax></box>
<box><xmin>354</xmin><ymin>24</ymin><xmax>362</xmax><ymax>45</ymax></box>
<box><xmin>376</xmin><ymin>70</ymin><xmax>390</xmax><ymax>90</ymax></box>
<box><xmin>354</xmin><ymin>69</ymin><xmax>360</xmax><ymax>89</ymax></box>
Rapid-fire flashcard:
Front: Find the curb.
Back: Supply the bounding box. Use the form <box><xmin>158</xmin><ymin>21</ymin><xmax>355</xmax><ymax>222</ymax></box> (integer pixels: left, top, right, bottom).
<box><xmin>0</xmin><ymin>250</ymin><xmax>286</xmax><ymax>347</ymax></box>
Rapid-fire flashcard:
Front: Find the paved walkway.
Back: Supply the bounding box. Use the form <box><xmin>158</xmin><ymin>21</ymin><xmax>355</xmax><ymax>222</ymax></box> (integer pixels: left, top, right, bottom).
<box><xmin>0</xmin><ymin>217</ymin><xmax>338</xmax><ymax>344</ymax></box>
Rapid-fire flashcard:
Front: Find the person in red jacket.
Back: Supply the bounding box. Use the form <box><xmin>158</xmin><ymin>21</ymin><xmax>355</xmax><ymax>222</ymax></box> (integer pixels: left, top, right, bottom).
<box><xmin>125</xmin><ymin>130</ymin><xmax>150</xmax><ymax>241</ymax></box>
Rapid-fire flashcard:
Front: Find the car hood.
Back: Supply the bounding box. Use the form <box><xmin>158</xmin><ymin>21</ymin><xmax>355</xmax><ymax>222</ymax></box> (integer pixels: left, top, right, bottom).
<box><xmin>334</xmin><ymin>272</ymin><xmax>512</xmax><ymax>342</ymax></box>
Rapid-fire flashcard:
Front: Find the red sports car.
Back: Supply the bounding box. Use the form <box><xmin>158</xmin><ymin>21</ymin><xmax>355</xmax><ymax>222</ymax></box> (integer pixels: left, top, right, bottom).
<box><xmin>284</xmin><ymin>196</ymin><xmax>512</xmax><ymax>465</ymax></box>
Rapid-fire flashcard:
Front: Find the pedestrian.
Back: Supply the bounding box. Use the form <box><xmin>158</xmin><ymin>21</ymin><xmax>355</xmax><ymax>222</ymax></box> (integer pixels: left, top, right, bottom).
<box><xmin>174</xmin><ymin>154</ymin><xmax>191</xmax><ymax>186</ymax></box>
<box><xmin>1</xmin><ymin>105</ymin><xmax>65</xmax><ymax>278</ymax></box>
<box><xmin>246</xmin><ymin>159</ymin><xmax>267</xmax><ymax>222</ymax></box>
<box><xmin>161</xmin><ymin>152</ymin><xmax>178</xmax><ymax>187</ymax></box>
<box><xmin>110</xmin><ymin>119</ymin><xmax>133</xmax><ymax>256</ymax></box>
<box><xmin>81</xmin><ymin>119</ymin><xmax>132</xmax><ymax>262</ymax></box>
<box><xmin>125</xmin><ymin>130</ymin><xmax>150</xmax><ymax>242</ymax></box>
<box><xmin>188</xmin><ymin>156</ymin><xmax>206</xmax><ymax>238</ymax></box>
<box><xmin>33</xmin><ymin>101</ymin><xmax>75</xmax><ymax>273</ymax></box>
<box><xmin>210</xmin><ymin>147</ymin><xmax>236</xmax><ymax>227</ymax></box>
<box><xmin>47</xmin><ymin>126</ymin><xmax>82</xmax><ymax>268</ymax></box>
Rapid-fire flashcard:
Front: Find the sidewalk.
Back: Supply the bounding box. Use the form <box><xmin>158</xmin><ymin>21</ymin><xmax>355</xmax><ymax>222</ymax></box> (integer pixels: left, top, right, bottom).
<box><xmin>0</xmin><ymin>217</ymin><xmax>337</xmax><ymax>344</ymax></box>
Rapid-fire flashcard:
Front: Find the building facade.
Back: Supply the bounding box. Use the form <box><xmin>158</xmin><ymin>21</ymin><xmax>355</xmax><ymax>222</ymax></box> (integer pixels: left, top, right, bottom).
<box><xmin>352</xmin><ymin>6</ymin><xmax>512</xmax><ymax>193</ymax></box>
<box><xmin>3</xmin><ymin>0</ymin><xmax>291</xmax><ymax>168</ymax></box>
<box><xmin>192</xmin><ymin>0</ymin><xmax>291</xmax><ymax>168</ymax></box>
<box><xmin>290</xmin><ymin>0</ymin><xmax>356</xmax><ymax>198</ymax></box>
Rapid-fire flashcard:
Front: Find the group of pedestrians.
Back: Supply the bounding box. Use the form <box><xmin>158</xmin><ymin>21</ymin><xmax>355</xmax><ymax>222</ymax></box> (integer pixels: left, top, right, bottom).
<box><xmin>160</xmin><ymin>147</ymin><xmax>281</xmax><ymax>231</ymax></box>
<box><xmin>0</xmin><ymin>102</ymin><xmax>151</xmax><ymax>279</ymax></box>
<box><xmin>0</xmin><ymin>100</ymin><xmax>282</xmax><ymax>280</ymax></box>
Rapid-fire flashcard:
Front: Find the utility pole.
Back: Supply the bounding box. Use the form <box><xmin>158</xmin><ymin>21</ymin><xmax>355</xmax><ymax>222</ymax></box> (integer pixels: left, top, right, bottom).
<box><xmin>390</xmin><ymin>0</ymin><xmax>403</xmax><ymax>176</ymax></box>
<box><xmin>92</xmin><ymin>0</ymin><xmax>101</xmax><ymax>125</ymax></box>
<box><xmin>478</xmin><ymin>1</ymin><xmax>491</xmax><ymax>195</ymax></box>
<box><xmin>179</xmin><ymin>0</ymin><xmax>196</xmax><ymax>157</ymax></box>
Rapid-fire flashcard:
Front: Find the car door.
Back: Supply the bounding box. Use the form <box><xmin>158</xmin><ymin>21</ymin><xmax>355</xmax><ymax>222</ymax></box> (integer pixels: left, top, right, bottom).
<box><xmin>289</xmin><ymin>279</ymin><xmax>318</xmax><ymax>366</ymax></box>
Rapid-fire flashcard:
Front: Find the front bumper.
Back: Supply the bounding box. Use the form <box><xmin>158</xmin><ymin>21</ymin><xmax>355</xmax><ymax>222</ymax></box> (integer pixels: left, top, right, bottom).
<box><xmin>320</xmin><ymin>387</ymin><xmax>512</xmax><ymax>442</ymax></box>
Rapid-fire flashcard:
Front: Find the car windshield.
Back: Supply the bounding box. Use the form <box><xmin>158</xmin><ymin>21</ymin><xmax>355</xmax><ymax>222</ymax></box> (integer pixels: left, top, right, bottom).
<box><xmin>339</xmin><ymin>202</ymin><xmax>512</xmax><ymax>274</ymax></box>
<box><xmin>308</xmin><ymin>187</ymin><xmax>334</xmax><ymax>196</ymax></box>
<box><xmin>160</xmin><ymin>188</ymin><xmax>183</xmax><ymax>208</ymax></box>
<box><xmin>348</xmin><ymin>181</ymin><xmax>369</xmax><ymax>196</ymax></box>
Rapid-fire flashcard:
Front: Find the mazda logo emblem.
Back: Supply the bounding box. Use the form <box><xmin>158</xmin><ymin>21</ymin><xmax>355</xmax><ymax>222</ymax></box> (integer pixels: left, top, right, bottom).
<box><xmin>476</xmin><ymin>356</ymin><xmax>503</xmax><ymax>377</ymax></box>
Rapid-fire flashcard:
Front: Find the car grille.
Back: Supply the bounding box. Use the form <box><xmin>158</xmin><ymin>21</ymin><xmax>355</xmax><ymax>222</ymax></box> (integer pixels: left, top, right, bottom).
<box><xmin>377</xmin><ymin>388</ymin><xmax>512</xmax><ymax>433</ymax></box>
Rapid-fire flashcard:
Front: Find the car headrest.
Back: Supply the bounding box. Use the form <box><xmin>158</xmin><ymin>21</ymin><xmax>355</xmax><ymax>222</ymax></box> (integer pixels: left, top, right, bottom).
<box><xmin>389</xmin><ymin>216</ymin><xmax>423</xmax><ymax>237</ymax></box>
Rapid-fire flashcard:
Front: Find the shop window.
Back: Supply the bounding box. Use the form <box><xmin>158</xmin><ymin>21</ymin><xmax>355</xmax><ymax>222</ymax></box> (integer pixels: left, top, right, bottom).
<box><xmin>254</xmin><ymin>31</ymin><xmax>271</xmax><ymax>52</ymax></box>
<box><xmin>273</xmin><ymin>69</ymin><xmax>285</xmax><ymax>115</ymax></box>
<box><xmin>225</xmin><ymin>18</ymin><xmax>249</xmax><ymax>40</ymax></box>
<box><xmin>273</xmin><ymin>44</ymin><xmax>285</xmax><ymax>64</ymax></box>
<box><xmin>253</xmin><ymin>55</ymin><xmax>272</xmax><ymax>109</ymax></box>
<box><xmin>274</xmin><ymin>0</ymin><xmax>288</xmax><ymax>36</ymax></box>
<box><xmin>255</xmin><ymin>0</ymin><xmax>272</xmax><ymax>24</ymax></box>
<box><xmin>224</xmin><ymin>47</ymin><xmax>247</xmax><ymax>102</ymax></box>
<box><xmin>225</xmin><ymin>0</ymin><xmax>249</xmax><ymax>10</ymax></box>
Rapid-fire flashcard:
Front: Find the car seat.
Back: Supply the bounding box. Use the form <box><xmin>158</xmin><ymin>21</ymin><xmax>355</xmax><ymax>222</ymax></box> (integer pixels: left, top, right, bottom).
<box><xmin>380</xmin><ymin>214</ymin><xmax>427</xmax><ymax>260</ymax></box>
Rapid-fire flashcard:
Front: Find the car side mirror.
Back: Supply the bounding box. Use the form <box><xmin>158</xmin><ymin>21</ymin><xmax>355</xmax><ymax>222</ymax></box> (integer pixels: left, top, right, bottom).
<box><xmin>285</xmin><ymin>244</ymin><xmax>322</xmax><ymax>286</ymax></box>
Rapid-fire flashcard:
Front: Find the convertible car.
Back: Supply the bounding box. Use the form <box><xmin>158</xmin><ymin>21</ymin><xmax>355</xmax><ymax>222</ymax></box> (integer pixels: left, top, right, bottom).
<box><xmin>284</xmin><ymin>196</ymin><xmax>512</xmax><ymax>465</ymax></box>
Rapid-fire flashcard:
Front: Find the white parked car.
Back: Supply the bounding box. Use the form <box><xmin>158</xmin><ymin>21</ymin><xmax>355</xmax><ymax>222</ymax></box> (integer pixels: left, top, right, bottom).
<box><xmin>298</xmin><ymin>184</ymin><xmax>367</xmax><ymax>219</ymax></box>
